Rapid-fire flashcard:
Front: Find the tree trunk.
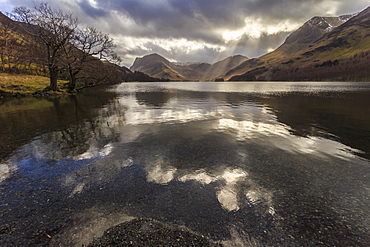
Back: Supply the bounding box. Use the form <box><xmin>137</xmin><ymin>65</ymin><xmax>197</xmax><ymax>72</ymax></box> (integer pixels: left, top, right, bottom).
<box><xmin>68</xmin><ymin>70</ymin><xmax>77</xmax><ymax>91</ymax></box>
<box><xmin>48</xmin><ymin>66</ymin><xmax>59</xmax><ymax>91</ymax></box>
<box><xmin>69</xmin><ymin>76</ymin><xmax>77</xmax><ymax>91</ymax></box>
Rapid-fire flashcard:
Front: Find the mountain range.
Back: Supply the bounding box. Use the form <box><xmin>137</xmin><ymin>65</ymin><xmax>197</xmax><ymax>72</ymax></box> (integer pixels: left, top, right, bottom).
<box><xmin>131</xmin><ymin>6</ymin><xmax>370</xmax><ymax>82</ymax></box>
<box><xmin>130</xmin><ymin>54</ymin><xmax>249</xmax><ymax>81</ymax></box>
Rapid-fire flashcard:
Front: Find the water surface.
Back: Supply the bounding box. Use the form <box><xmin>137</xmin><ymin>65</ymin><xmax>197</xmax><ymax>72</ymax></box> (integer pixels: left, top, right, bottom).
<box><xmin>1</xmin><ymin>82</ymin><xmax>370</xmax><ymax>246</ymax></box>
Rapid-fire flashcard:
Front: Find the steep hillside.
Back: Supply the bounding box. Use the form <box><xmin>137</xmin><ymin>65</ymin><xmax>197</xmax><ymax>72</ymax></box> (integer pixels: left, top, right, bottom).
<box><xmin>226</xmin><ymin>6</ymin><xmax>370</xmax><ymax>81</ymax></box>
<box><xmin>130</xmin><ymin>53</ymin><xmax>248</xmax><ymax>81</ymax></box>
<box><xmin>281</xmin><ymin>14</ymin><xmax>355</xmax><ymax>55</ymax></box>
<box><xmin>301</xmin><ymin>6</ymin><xmax>370</xmax><ymax>60</ymax></box>
<box><xmin>0</xmin><ymin>11</ymin><xmax>163</xmax><ymax>88</ymax></box>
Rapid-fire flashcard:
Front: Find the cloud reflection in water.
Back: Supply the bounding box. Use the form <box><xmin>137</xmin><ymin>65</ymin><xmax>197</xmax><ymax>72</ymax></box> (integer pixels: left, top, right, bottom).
<box><xmin>145</xmin><ymin>156</ymin><xmax>177</xmax><ymax>185</ymax></box>
<box><xmin>180</xmin><ymin>168</ymin><xmax>248</xmax><ymax>211</ymax></box>
<box><xmin>217</xmin><ymin>118</ymin><xmax>362</xmax><ymax>159</ymax></box>
<box><xmin>2</xmin><ymin>85</ymin><xmax>362</xmax><ymax>212</ymax></box>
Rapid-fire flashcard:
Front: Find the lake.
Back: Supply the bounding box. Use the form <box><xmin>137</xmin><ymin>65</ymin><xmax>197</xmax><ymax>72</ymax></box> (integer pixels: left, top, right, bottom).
<box><xmin>1</xmin><ymin>81</ymin><xmax>370</xmax><ymax>246</ymax></box>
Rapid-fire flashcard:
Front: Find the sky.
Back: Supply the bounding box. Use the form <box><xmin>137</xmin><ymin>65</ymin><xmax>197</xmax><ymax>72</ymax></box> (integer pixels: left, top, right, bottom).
<box><xmin>0</xmin><ymin>0</ymin><xmax>369</xmax><ymax>67</ymax></box>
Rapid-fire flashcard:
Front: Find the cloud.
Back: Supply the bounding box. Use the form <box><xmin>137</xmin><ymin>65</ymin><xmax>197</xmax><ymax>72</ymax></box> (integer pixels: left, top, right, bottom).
<box><xmin>78</xmin><ymin>0</ymin><xmax>107</xmax><ymax>18</ymax></box>
<box><xmin>1</xmin><ymin>0</ymin><xmax>369</xmax><ymax>66</ymax></box>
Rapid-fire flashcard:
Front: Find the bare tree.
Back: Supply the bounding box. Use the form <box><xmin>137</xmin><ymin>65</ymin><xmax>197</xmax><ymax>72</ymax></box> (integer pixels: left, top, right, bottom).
<box><xmin>13</xmin><ymin>3</ymin><xmax>78</xmax><ymax>91</ymax></box>
<box><xmin>63</xmin><ymin>27</ymin><xmax>121</xmax><ymax>91</ymax></box>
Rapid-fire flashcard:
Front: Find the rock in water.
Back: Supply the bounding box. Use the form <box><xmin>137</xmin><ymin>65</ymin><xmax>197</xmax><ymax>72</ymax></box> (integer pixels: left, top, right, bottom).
<box><xmin>88</xmin><ymin>218</ymin><xmax>220</xmax><ymax>246</ymax></box>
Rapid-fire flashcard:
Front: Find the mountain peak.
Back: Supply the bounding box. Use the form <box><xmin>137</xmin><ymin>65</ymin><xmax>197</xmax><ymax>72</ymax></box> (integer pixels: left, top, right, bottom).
<box><xmin>131</xmin><ymin>53</ymin><xmax>169</xmax><ymax>71</ymax></box>
<box><xmin>280</xmin><ymin>13</ymin><xmax>356</xmax><ymax>55</ymax></box>
<box><xmin>145</xmin><ymin>53</ymin><xmax>164</xmax><ymax>58</ymax></box>
<box><xmin>136</xmin><ymin>53</ymin><xmax>168</xmax><ymax>62</ymax></box>
<box><xmin>306</xmin><ymin>14</ymin><xmax>355</xmax><ymax>31</ymax></box>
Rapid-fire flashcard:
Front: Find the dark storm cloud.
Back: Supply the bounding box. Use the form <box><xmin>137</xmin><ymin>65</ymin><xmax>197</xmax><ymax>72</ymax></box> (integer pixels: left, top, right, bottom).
<box><xmin>78</xmin><ymin>0</ymin><xmax>108</xmax><ymax>18</ymax></box>
<box><xmin>89</xmin><ymin>0</ymin><xmax>335</xmax><ymax>29</ymax></box>
<box><xmin>7</xmin><ymin>1</ymin><xmax>370</xmax><ymax>38</ymax></box>
<box><xmin>78</xmin><ymin>0</ymin><xmax>249</xmax><ymax>41</ymax></box>
<box><xmin>75</xmin><ymin>0</ymin><xmax>369</xmax><ymax>44</ymax></box>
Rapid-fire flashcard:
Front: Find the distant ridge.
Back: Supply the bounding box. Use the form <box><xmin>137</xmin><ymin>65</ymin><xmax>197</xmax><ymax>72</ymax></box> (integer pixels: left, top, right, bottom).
<box><xmin>130</xmin><ymin>53</ymin><xmax>249</xmax><ymax>81</ymax></box>
<box><xmin>131</xmin><ymin>54</ymin><xmax>188</xmax><ymax>81</ymax></box>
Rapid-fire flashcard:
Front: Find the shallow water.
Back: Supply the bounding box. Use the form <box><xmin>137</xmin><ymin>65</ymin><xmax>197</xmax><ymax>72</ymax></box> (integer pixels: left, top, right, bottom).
<box><xmin>1</xmin><ymin>81</ymin><xmax>370</xmax><ymax>246</ymax></box>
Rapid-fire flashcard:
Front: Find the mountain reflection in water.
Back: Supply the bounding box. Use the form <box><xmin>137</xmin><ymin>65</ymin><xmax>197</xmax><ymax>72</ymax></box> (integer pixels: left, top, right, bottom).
<box><xmin>1</xmin><ymin>82</ymin><xmax>370</xmax><ymax>246</ymax></box>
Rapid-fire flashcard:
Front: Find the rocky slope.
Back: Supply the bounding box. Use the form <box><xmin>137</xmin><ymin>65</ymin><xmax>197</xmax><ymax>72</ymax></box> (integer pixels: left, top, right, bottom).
<box><xmin>281</xmin><ymin>14</ymin><xmax>355</xmax><ymax>55</ymax></box>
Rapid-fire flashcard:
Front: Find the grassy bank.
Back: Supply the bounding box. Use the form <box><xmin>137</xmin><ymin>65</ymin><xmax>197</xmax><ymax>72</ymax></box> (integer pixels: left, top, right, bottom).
<box><xmin>0</xmin><ymin>73</ymin><xmax>68</xmax><ymax>96</ymax></box>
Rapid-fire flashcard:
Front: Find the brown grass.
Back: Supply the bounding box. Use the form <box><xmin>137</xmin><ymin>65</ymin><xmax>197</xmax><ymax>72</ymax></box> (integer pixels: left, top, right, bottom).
<box><xmin>0</xmin><ymin>73</ymin><xmax>68</xmax><ymax>95</ymax></box>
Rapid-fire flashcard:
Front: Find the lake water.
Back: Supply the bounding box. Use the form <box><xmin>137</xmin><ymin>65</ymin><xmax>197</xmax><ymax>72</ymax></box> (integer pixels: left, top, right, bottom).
<box><xmin>1</xmin><ymin>81</ymin><xmax>370</xmax><ymax>246</ymax></box>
